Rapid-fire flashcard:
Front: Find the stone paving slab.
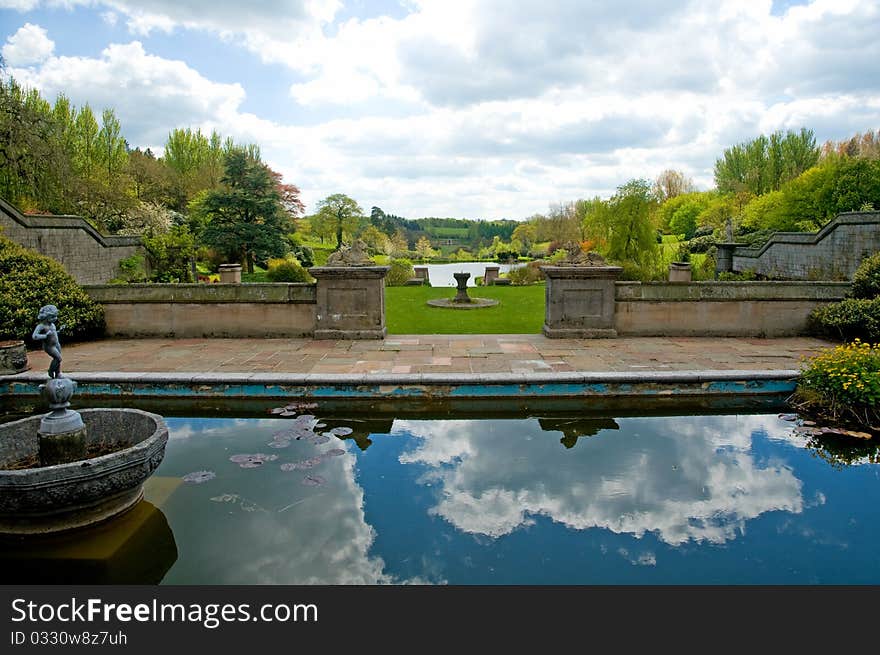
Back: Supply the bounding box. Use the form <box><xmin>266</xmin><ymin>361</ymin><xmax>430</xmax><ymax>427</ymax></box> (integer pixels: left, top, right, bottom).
<box><xmin>12</xmin><ymin>335</ymin><xmax>834</xmax><ymax>378</ymax></box>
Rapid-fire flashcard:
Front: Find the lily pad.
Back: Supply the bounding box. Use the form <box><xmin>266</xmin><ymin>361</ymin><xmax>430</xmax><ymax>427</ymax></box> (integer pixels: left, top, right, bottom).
<box><xmin>329</xmin><ymin>426</ymin><xmax>353</xmax><ymax>436</ymax></box>
<box><xmin>302</xmin><ymin>475</ymin><xmax>326</xmax><ymax>487</ymax></box>
<box><xmin>778</xmin><ymin>413</ymin><xmax>798</xmax><ymax>421</ymax></box>
<box><xmin>229</xmin><ymin>453</ymin><xmax>278</xmax><ymax>468</ymax></box>
<box><xmin>183</xmin><ymin>470</ymin><xmax>216</xmax><ymax>484</ymax></box>
<box><xmin>323</xmin><ymin>448</ymin><xmax>346</xmax><ymax>457</ymax></box>
<box><xmin>308</xmin><ymin>434</ymin><xmax>331</xmax><ymax>445</ymax></box>
<box><xmin>269</xmin><ymin>407</ymin><xmax>286</xmax><ymax>415</ymax></box>
<box><xmin>280</xmin><ymin>456</ymin><xmax>324</xmax><ymax>471</ymax></box>
<box><xmin>268</xmin><ymin>440</ymin><xmax>291</xmax><ymax>448</ymax></box>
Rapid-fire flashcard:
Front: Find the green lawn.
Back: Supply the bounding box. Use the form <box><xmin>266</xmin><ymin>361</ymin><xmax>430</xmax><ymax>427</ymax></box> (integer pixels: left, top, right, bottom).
<box><xmin>385</xmin><ymin>284</ymin><xmax>545</xmax><ymax>334</ymax></box>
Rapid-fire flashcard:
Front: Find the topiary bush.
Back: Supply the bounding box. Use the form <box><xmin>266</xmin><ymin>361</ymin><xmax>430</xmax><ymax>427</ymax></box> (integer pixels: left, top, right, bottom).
<box><xmin>808</xmin><ymin>298</ymin><xmax>880</xmax><ymax>342</ymax></box>
<box><xmin>0</xmin><ymin>235</ymin><xmax>104</xmax><ymax>343</ymax></box>
<box><xmin>265</xmin><ymin>257</ymin><xmax>313</xmax><ymax>283</ymax></box>
<box><xmin>851</xmin><ymin>252</ymin><xmax>880</xmax><ymax>299</ymax></box>
<box><xmin>385</xmin><ymin>258</ymin><xmax>415</xmax><ymax>286</ymax></box>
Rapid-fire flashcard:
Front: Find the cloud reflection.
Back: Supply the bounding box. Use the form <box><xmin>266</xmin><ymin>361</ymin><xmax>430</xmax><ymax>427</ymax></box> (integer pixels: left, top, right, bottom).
<box><xmin>393</xmin><ymin>415</ymin><xmax>804</xmax><ymax>546</ymax></box>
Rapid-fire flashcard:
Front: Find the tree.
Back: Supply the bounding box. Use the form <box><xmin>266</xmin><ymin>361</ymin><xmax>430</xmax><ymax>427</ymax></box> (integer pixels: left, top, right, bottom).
<box><xmin>201</xmin><ymin>149</ymin><xmax>291</xmax><ymax>273</ymax></box>
<box><xmin>360</xmin><ymin>225</ymin><xmax>393</xmax><ymax>255</ymax></box>
<box><xmin>415</xmin><ymin>235</ymin><xmax>438</xmax><ymax>260</ymax></box>
<box><xmin>601</xmin><ymin>179</ymin><xmax>659</xmax><ymax>269</ymax></box>
<box><xmin>656</xmin><ymin>192</ymin><xmax>713</xmax><ymax>238</ymax></box>
<box><xmin>714</xmin><ymin>128</ymin><xmax>819</xmax><ymax>195</ymax></box>
<box><xmin>128</xmin><ymin>147</ymin><xmax>167</xmax><ymax>204</ymax></box>
<box><xmin>653</xmin><ymin>169</ymin><xmax>696</xmax><ymax>202</ymax></box>
<box><xmin>315</xmin><ymin>193</ymin><xmax>365</xmax><ymax>250</ymax></box>
<box><xmin>512</xmin><ymin>221</ymin><xmax>537</xmax><ymax>250</ymax></box>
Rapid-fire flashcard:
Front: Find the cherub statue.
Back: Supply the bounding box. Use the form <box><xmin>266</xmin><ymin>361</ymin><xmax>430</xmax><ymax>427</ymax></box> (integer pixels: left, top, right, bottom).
<box><xmin>32</xmin><ymin>304</ymin><xmax>63</xmax><ymax>378</ymax></box>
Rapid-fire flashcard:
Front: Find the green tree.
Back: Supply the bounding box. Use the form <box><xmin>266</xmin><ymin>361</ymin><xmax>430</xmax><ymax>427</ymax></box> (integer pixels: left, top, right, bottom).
<box><xmin>714</xmin><ymin>128</ymin><xmax>819</xmax><ymax>195</ymax></box>
<box><xmin>601</xmin><ymin>179</ymin><xmax>659</xmax><ymax>269</ymax></box>
<box><xmin>201</xmin><ymin>149</ymin><xmax>291</xmax><ymax>273</ymax></box>
<box><xmin>415</xmin><ymin>235</ymin><xmax>438</xmax><ymax>260</ymax></box>
<box><xmin>315</xmin><ymin>193</ymin><xmax>365</xmax><ymax>250</ymax></box>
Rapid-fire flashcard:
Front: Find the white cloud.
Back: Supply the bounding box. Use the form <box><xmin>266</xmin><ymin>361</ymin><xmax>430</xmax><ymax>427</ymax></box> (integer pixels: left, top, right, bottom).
<box><xmin>9</xmin><ymin>39</ymin><xmax>246</xmax><ymax>149</ymax></box>
<box><xmin>2</xmin><ymin>1</ymin><xmax>878</xmax><ymax>217</ymax></box>
<box><xmin>2</xmin><ymin>22</ymin><xmax>53</xmax><ymax>66</ymax></box>
<box><xmin>0</xmin><ymin>0</ymin><xmax>40</xmax><ymax>10</ymax></box>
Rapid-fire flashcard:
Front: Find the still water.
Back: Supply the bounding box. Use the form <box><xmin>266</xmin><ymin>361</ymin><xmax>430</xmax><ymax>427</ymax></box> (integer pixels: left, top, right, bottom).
<box><xmin>97</xmin><ymin>410</ymin><xmax>880</xmax><ymax>585</ymax></box>
<box><xmin>423</xmin><ymin>262</ymin><xmax>523</xmax><ymax>286</ymax></box>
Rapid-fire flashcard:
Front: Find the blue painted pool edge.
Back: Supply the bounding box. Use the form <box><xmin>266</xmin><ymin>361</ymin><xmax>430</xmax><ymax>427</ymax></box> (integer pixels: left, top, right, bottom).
<box><xmin>0</xmin><ymin>370</ymin><xmax>799</xmax><ymax>399</ymax></box>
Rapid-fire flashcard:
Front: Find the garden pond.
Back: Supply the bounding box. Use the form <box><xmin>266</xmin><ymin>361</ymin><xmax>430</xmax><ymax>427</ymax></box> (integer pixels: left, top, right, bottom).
<box><xmin>1</xmin><ymin>397</ymin><xmax>878</xmax><ymax>585</ymax></box>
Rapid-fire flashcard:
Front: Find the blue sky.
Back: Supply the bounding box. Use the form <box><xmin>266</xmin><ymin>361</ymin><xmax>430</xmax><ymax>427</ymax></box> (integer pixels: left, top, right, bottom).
<box><xmin>1</xmin><ymin>0</ymin><xmax>878</xmax><ymax>219</ymax></box>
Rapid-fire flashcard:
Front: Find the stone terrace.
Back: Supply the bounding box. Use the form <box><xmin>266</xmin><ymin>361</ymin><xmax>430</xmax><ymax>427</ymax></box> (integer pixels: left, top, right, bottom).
<box><xmin>24</xmin><ymin>335</ymin><xmax>831</xmax><ymax>376</ymax></box>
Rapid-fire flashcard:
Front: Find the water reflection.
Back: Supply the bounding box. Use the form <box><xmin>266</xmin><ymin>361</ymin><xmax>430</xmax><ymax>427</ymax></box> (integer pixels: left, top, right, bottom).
<box><xmin>156</xmin><ymin>417</ymin><xmax>404</xmax><ymax>584</ymax></box>
<box><xmin>395</xmin><ymin>415</ymin><xmax>804</xmax><ymax>544</ymax></box>
<box><xmin>0</xmin><ymin>500</ymin><xmax>177</xmax><ymax>584</ymax></box>
<box><xmin>15</xmin><ymin>410</ymin><xmax>867</xmax><ymax>585</ymax></box>
<box><xmin>537</xmin><ymin>417</ymin><xmax>620</xmax><ymax>448</ymax></box>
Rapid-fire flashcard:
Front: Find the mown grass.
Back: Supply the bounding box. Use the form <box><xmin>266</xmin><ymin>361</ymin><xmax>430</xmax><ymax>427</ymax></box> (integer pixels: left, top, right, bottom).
<box><xmin>385</xmin><ymin>284</ymin><xmax>545</xmax><ymax>334</ymax></box>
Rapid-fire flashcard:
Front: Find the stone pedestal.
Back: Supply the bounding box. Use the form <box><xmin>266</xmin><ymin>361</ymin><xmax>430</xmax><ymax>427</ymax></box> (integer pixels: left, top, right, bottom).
<box><xmin>668</xmin><ymin>262</ymin><xmax>693</xmax><ymax>282</ymax></box>
<box><xmin>540</xmin><ymin>265</ymin><xmax>622</xmax><ymax>338</ymax></box>
<box><xmin>0</xmin><ymin>340</ymin><xmax>29</xmax><ymax>375</ymax></box>
<box><xmin>484</xmin><ymin>266</ymin><xmax>500</xmax><ymax>285</ymax></box>
<box><xmin>218</xmin><ymin>264</ymin><xmax>242</xmax><ymax>283</ymax></box>
<box><xmin>309</xmin><ymin>266</ymin><xmax>390</xmax><ymax>339</ymax></box>
<box><xmin>453</xmin><ymin>272</ymin><xmax>471</xmax><ymax>302</ymax></box>
<box><xmin>715</xmin><ymin>243</ymin><xmax>742</xmax><ymax>278</ymax></box>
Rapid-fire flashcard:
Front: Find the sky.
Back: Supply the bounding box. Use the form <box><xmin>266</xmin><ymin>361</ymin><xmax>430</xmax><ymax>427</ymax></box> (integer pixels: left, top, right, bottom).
<box><xmin>1</xmin><ymin>0</ymin><xmax>879</xmax><ymax>220</ymax></box>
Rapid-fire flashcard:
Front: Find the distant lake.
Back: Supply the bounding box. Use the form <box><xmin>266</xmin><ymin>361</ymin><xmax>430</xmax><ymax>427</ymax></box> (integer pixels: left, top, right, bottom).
<box><xmin>421</xmin><ymin>262</ymin><xmax>524</xmax><ymax>287</ymax></box>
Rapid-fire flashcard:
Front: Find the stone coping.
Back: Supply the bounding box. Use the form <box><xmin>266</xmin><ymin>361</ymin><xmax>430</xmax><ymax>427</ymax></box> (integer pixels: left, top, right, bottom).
<box><xmin>85</xmin><ymin>283</ymin><xmax>317</xmax><ymax>303</ymax></box>
<box><xmin>732</xmin><ymin>210</ymin><xmax>880</xmax><ymax>259</ymax></box>
<box><xmin>2</xmin><ymin>369</ymin><xmax>799</xmax><ymax>386</ymax></box>
<box><xmin>615</xmin><ymin>280</ymin><xmax>849</xmax><ymax>301</ymax></box>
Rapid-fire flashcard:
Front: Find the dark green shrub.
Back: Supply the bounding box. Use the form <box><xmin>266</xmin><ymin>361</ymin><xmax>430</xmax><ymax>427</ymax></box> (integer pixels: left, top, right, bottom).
<box><xmin>0</xmin><ymin>236</ymin><xmax>104</xmax><ymax>342</ymax></box>
<box><xmin>385</xmin><ymin>258</ymin><xmax>415</xmax><ymax>286</ymax></box>
<box><xmin>266</xmin><ymin>258</ymin><xmax>313</xmax><ymax>283</ymax></box>
<box><xmin>110</xmin><ymin>253</ymin><xmax>148</xmax><ymax>283</ymax></box>
<box><xmin>290</xmin><ymin>245</ymin><xmax>314</xmax><ymax>268</ymax></box>
<box><xmin>686</xmin><ymin>234</ymin><xmax>716</xmax><ymax>253</ymax></box>
<box><xmin>808</xmin><ymin>297</ymin><xmax>880</xmax><ymax>342</ymax></box>
<box><xmin>495</xmin><ymin>249</ymin><xmax>519</xmax><ymax>263</ymax></box>
<box><xmin>851</xmin><ymin>252</ymin><xmax>880</xmax><ymax>299</ymax></box>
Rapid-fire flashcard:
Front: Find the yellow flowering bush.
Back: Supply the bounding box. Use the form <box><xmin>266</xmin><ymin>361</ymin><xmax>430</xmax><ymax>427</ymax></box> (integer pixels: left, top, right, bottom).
<box><xmin>793</xmin><ymin>340</ymin><xmax>880</xmax><ymax>429</ymax></box>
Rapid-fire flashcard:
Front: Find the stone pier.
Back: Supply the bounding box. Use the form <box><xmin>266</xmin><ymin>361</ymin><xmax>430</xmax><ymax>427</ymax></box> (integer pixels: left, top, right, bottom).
<box><xmin>541</xmin><ymin>265</ymin><xmax>623</xmax><ymax>338</ymax></box>
<box><xmin>309</xmin><ymin>265</ymin><xmax>390</xmax><ymax>339</ymax></box>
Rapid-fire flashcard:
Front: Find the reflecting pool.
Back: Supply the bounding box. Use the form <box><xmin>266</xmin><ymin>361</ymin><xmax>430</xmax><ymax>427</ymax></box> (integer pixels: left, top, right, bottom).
<box><xmin>0</xmin><ymin>403</ymin><xmax>880</xmax><ymax>585</ymax></box>
<box><xmin>3</xmin><ymin>404</ymin><xmax>879</xmax><ymax>584</ymax></box>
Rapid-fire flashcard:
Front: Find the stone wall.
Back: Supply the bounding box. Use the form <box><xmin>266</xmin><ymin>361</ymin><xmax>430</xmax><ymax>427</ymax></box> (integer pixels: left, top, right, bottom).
<box><xmin>0</xmin><ymin>197</ymin><xmax>143</xmax><ymax>285</ymax></box>
<box><xmin>730</xmin><ymin>211</ymin><xmax>880</xmax><ymax>280</ymax></box>
<box><xmin>615</xmin><ymin>281</ymin><xmax>849</xmax><ymax>337</ymax></box>
<box><xmin>85</xmin><ymin>284</ymin><xmax>317</xmax><ymax>338</ymax></box>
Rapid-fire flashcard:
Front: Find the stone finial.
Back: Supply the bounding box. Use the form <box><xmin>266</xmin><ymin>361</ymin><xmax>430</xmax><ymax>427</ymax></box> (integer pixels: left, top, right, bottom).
<box><xmin>326</xmin><ymin>239</ymin><xmax>372</xmax><ymax>266</ymax></box>
<box><xmin>557</xmin><ymin>242</ymin><xmax>607</xmax><ymax>266</ymax></box>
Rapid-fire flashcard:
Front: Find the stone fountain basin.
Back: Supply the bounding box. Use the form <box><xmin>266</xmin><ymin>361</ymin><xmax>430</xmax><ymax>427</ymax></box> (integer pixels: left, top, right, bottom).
<box><xmin>0</xmin><ymin>408</ymin><xmax>168</xmax><ymax>535</ymax></box>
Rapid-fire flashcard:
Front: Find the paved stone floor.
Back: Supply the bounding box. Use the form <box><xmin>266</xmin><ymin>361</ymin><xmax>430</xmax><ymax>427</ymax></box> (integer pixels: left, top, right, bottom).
<box><xmin>24</xmin><ymin>335</ymin><xmax>834</xmax><ymax>375</ymax></box>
